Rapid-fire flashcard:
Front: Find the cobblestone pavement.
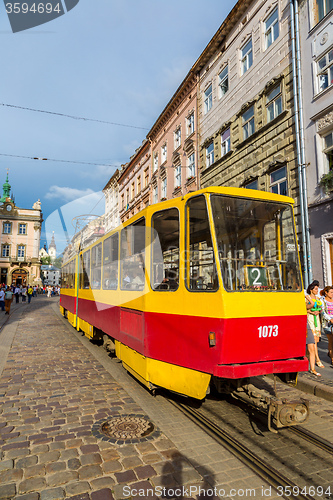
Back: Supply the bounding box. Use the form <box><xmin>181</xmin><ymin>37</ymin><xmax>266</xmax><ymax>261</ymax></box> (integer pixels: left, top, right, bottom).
<box><xmin>0</xmin><ymin>299</ymin><xmax>277</xmax><ymax>500</ymax></box>
<box><xmin>1</xmin><ymin>298</ymin><xmax>333</xmax><ymax>500</ymax></box>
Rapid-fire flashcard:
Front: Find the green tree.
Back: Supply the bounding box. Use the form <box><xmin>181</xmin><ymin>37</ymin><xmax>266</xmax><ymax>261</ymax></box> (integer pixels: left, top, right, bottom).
<box><xmin>40</xmin><ymin>256</ymin><xmax>51</xmax><ymax>265</ymax></box>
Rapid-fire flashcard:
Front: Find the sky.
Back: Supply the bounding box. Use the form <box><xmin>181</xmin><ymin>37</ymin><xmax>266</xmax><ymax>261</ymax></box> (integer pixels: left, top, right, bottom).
<box><xmin>0</xmin><ymin>0</ymin><xmax>237</xmax><ymax>253</ymax></box>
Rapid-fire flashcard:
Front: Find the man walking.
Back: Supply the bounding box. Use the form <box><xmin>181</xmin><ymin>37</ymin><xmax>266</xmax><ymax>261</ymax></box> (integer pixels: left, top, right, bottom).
<box><xmin>5</xmin><ymin>288</ymin><xmax>13</xmax><ymax>314</ymax></box>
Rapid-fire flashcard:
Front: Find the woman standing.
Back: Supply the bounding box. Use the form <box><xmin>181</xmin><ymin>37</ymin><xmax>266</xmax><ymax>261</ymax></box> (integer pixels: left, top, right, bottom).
<box><xmin>305</xmin><ymin>280</ymin><xmax>324</xmax><ymax>375</ymax></box>
<box><xmin>320</xmin><ymin>286</ymin><xmax>333</xmax><ymax>367</ymax></box>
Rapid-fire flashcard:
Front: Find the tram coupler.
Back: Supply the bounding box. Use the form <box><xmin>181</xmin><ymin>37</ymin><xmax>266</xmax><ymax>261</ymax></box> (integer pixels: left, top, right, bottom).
<box><xmin>267</xmin><ymin>397</ymin><xmax>309</xmax><ymax>432</ymax></box>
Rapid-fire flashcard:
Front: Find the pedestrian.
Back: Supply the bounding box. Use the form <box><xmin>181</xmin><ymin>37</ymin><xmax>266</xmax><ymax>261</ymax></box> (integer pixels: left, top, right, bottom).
<box><xmin>0</xmin><ymin>287</ymin><xmax>5</xmax><ymax>311</ymax></box>
<box><xmin>320</xmin><ymin>286</ymin><xmax>333</xmax><ymax>367</ymax></box>
<box><xmin>305</xmin><ymin>280</ymin><xmax>323</xmax><ymax>375</ymax></box>
<box><xmin>14</xmin><ymin>285</ymin><xmax>20</xmax><ymax>303</ymax></box>
<box><xmin>27</xmin><ymin>285</ymin><xmax>33</xmax><ymax>303</ymax></box>
<box><xmin>21</xmin><ymin>286</ymin><xmax>27</xmax><ymax>302</ymax></box>
<box><xmin>4</xmin><ymin>288</ymin><xmax>13</xmax><ymax>314</ymax></box>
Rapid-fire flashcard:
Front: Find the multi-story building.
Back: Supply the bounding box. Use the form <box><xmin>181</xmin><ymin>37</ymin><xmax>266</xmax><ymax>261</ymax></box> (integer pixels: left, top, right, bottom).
<box><xmin>103</xmin><ymin>169</ymin><xmax>120</xmax><ymax>232</ymax></box>
<box><xmin>0</xmin><ymin>174</ymin><xmax>43</xmax><ymax>286</ymax></box>
<box><xmin>147</xmin><ymin>69</ymin><xmax>199</xmax><ymax>203</ymax></box>
<box><xmin>197</xmin><ymin>0</ymin><xmax>309</xmax><ymax>278</ymax></box>
<box><xmin>41</xmin><ymin>264</ymin><xmax>60</xmax><ymax>286</ymax></box>
<box><xmin>118</xmin><ymin>140</ymin><xmax>151</xmax><ymax>223</ymax></box>
<box><xmin>299</xmin><ymin>0</ymin><xmax>333</xmax><ymax>285</ymax></box>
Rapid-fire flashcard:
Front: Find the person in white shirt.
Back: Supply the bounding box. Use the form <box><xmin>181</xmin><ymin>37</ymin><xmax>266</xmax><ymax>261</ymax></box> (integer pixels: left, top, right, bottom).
<box><xmin>0</xmin><ymin>288</ymin><xmax>5</xmax><ymax>311</ymax></box>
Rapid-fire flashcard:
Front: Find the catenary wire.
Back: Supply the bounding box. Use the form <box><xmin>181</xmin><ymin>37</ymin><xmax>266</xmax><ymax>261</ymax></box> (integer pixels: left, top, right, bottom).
<box><xmin>0</xmin><ymin>103</ymin><xmax>149</xmax><ymax>131</ymax></box>
<box><xmin>0</xmin><ymin>152</ymin><xmax>117</xmax><ymax>168</ymax></box>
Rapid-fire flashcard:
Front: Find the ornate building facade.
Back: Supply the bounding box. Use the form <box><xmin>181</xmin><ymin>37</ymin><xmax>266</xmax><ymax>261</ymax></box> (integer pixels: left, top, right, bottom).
<box><xmin>0</xmin><ymin>174</ymin><xmax>43</xmax><ymax>286</ymax></box>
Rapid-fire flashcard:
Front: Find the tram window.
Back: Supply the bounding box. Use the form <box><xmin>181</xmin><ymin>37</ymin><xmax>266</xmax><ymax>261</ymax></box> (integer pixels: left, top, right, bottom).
<box><xmin>80</xmin><ymin>250</ymin><xmax>91</xmax><ymax>289</ymax></box>
<box><xmin>103</xmin><ymin>233</ymin><xmax>119</xmax><ymax>290</ymax></box>
<box><xmin>186</xmin><ymin>196</ymin><xmax>218</xmax><ymax>291</ymax></box>
<box><xmin>151</xmin><ymin>208</ymin><xmax>179</xmax><ymax>291</ymax></box>
<box><xmin>91</xmin><ymin>243</ymin><xmax>102</xmax><ymax>289</ymax></box>
<box><xmin>69</xmin><ymin>260</ymin><xmax>75</xmax><ymax>288</ymax></box>
<box><xmin>61</xmin><ymin>264</ymin><xmax>68</xmax><ymax>288</ymax></box>
<box><xmin>120</xmin><ymin>218</ymin><xmax>145</xmax><ymax>290</ymax></box>
<box><xmin>211</xmin><ymin>195</ymin><xmax>301</xmax><ymax>291</ymax></box>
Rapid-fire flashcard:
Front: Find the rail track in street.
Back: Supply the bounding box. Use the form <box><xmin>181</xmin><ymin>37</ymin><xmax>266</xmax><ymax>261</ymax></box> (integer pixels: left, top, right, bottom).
<box><xmin>166</xmin><ymin>395</ymin><xmax>333</xmax><ymax>500</ymax></box>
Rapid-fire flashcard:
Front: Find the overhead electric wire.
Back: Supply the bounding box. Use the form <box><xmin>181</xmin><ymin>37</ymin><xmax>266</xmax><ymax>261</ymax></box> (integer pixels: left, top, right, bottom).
<box><xmin>0</xmin><ymin>102</ymin><xmax>149</xmax><ymax>131</ymax></box>
<box><xmin>0</xmin><ymin>152</ymin><xmax>117</xmax><ymax>168</ymax></box>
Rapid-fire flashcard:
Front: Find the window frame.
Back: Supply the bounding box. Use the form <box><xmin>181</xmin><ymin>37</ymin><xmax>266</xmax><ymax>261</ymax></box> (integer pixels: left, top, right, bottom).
<box><xmin>206</xmin><ymin>142</ymin><xmax>214</xmax><ymax>168</ymax></box>
<box><xmin>186</xmin><ymin>113</ymin><xmax>195</xmax><ymax>136</ymax></box>
<box><xmin>270</xmin><ymin>166</ymin><xmax>288</xmax><ymax>196</ymax></box>
<box><xmin>265</xmin><ymin>8</ymin><xmax>279</xmax><ymax>50</ymax></box>
<box><xmin>204</xmin><ymin>85</ymin><xmax>213</xmax><ymax>114</ymax></box>
<box><xmin>218</xmin><ymin>65</ymin><xmax>229</xmax><ymax>97</ymax></box>
<box><xmin>241</xmin><ymin>38</ymin><xmax>253</xmax><ymax>75</ymax></box>
<box><xmin>3</xmin><ymin>222</ymin><xmax>12</xmax><ymax>234</ymax></box>
<box><xmin>242</xmin><ymin>106</ymin><xmax>255</xmax><ymax>140</ymax></box>
<box><xmin>161</xmin><ymin>143</ymin><xmax>167</xmax><ymax>163</ymax></box>
<box><xmin>2</xmin><ymin>244</ymin><xmax>10</xmax><ymax>258</ymax></box>
<box><xmin>221</xmin><ymin>128</ymin><xmax>231</xmax><ymax>157</ymax></box>
<box><xmin>17</xmin><ymin>244</ymin><xmax>25</xmax><ymax>259</ymax></box>
<box><xmin>174</xmin><ymin>127</ymin><xmax>181</xmax><ymax>150</ymax></box>
<box><xmin>18</xmin><ymin>223</ymin><xmax>27</xmax><ymax>235</ymax></box>
<box><xmin>174</xmin><ymin>165</ymin><xmax>181</xmax><ymax>188</ymax></box>
<box><xmin>161</xmin><ymin>177</ymin><xmax>167</xmax><ymax>199</ymax></box>
<box><xmin>187</xmin><ymin>153</ymin><xmax>195</xmax><ymax>178</ymax></box>
<box><xmin>153</xmin><ymin>153</ymin><xmax>159</xmax><ymax>172</ymax></box>
<box><xmin>266</xmin><ymin>84</ymin><xmax>283</xmax><ymax>122</ymax></box>
<box><xmin>316</xmin><ymin>47</ymin><xmax>333</xmax><ymax>94</ymax></box>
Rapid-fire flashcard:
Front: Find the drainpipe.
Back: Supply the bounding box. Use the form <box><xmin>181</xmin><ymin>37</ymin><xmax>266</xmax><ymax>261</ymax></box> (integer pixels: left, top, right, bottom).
<box><xmin>289</xmin><ymin>0</ymin><xmax>309</xmax><ymax>288</ymax></box>
<box><xmin>294</xmin><ymin>0</ymin><xmax>313</xmax><ymax>284</ymax></box>
<box><xmin>195</xmin><ymin>72</ymin><xmax>201</xmax><ymax>190</ymax></box>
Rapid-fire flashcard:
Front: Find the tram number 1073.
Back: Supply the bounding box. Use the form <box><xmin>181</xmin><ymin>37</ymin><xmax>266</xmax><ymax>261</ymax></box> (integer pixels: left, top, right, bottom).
<box><xmin>258</xmin><ymin>325</ymin><xmax>279</xmax><ymax>338</ymax></box>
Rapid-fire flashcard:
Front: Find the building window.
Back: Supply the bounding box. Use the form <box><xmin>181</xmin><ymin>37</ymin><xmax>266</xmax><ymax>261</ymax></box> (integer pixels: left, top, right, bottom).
<box><xmin>153</xmin><ymin>153</ymin><xmax>159</xmax><ymax>172</ymax></box>
<box><xmin>161</xmin><ymin>177</ymin><xmax>167</xmax><ymax>199</ymax></box>
<box><xmin>245</xmin><ymin>179</ymin><xmax>258</xmax><ymax>190</ymax></box>
<box><xmin>221</xmin><ymin>128</ymin><xmax>231</xmax><ymax>156</ymax></box>
<box><xmin>187</xmin><ymin>113</ymin><xmax>195</xmax><ymax>136</ymax></box>
<box><xmin>174</xmin><ymin>127</ymin><xmax>181</xmax><ymax>150</ymax></box>
<box><xmin>144</xmin><ymin>168</ymin><xmax>149</xmax><ymax>188</ymax></box>
<box><xmin>161</xmin><ymin>143</ymin><xmax>167</xmax><ymax>163</ymax></box>
<box><xmin>206</xmin><ymin>142</ymin><xmax>214</xmax><ymax>168</ymax></box>
<box><xmin>242</xmin><ymin>106</ymin><xmax>255</xmax><ymax>140</ymax></box>
<box><xmin>3</xmin><ymin>222</ymin><xmax>11</xmax><ymax>234</ymax></box>
<box><xmin>153</xmin><ymin>185</ymin><xmax>158</xmax><ymax>204</ymax></box>
<box><xmin>323</xmin><ymin>130</ymin><xmax>333</xmax><ymax>171</ymax></box>
<box><xmin>126</xmin><ymin>188</ymin><xmax>130</xmax><ymax>206</ymax></box>
<box><xmin>270</xmin><ymin>166</ymin><xmax>287</xmax><ymax>196</ymax></box>
<box><xmin>266</xmin><ymin>84</ymin><xmax>283</xmax><ymax>122</ymax></box>
<box><xmin>204</xmin><ymin>85</ymin><xmax>212</xmax><ymax>114</ymax></box>
<box><xmin>218</xmin><ymin>66</ymin><xmax>229</xmax><ymax>97</ymax></box>
<box><xmin>314</xmin><ymin>0</ymin><xmax>333</xmax><ymax>24</ymax></box>
<box><xmin>18</xmin><ymin>224</ymin><xmax>27</xmax><ymax>235</ymax></box>
<box><xmin>2</xmin><ymin>244</ymin><xmax>10</xmax><ymax>257</ymax></box>
<box><xmin>121</xmin><ymin>193</ymin><xmax>124</xmax><ymax>209</ymax></box>
<box><xmin>241</xmin><ymin>39</ymin><xmax>253</xmax><ymax>75</ymax></box>
<box><xmin>265</xmin><ymin>8</ymin><xmax>279</xmax><ymax>49</ymax></box>
<box><xmin>18</xmin><ymin>245</ymin><xmax>25</xmax><ymax>258</ymax></box>
<box><xmin>316</xmin><ymin>48</ymin><xmax>333</xmax><ymax>94</ymax></box>
<box><xmin>175</xmin><ymin>165</ymin><xmax>181</xmax><ymax>188</ymax></box>
<box><xmin>137</xmin><ymin>176</ymin><xmax>141</xmax><ymax>193</ymax></box>
<box><xmin>131</xmin><ymin>182</ymin><xmax>135</xmax><ymax>200</ymax></box>
<box><xmin>188</xmin><ymin>153</ymin><xmax>195</xmax><ymax>178</ymax></box>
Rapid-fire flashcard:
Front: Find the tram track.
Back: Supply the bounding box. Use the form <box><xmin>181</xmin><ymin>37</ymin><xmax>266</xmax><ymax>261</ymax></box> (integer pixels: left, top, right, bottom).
<box><xmin>167</xmin><ymin>396</ymin><xmax>330</xmax><ymax>500</ymax></box>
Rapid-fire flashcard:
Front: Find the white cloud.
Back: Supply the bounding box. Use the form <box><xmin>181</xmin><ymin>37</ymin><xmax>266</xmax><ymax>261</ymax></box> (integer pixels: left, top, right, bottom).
<box><xmin>45</xmin><ymin>185</ymin><xmax>95</xmax><ymax>202</ymax></box>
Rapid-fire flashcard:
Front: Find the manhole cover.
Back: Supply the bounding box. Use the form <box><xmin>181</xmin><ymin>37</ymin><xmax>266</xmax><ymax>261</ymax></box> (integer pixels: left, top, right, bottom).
<box><xmin>92</xmin><ymin>413</ymin><xmax>160</xmax><ymax>445</ymax></box>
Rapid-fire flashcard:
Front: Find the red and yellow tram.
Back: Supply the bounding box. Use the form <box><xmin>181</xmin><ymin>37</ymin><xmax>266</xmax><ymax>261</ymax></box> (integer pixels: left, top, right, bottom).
<box><xmin>60</xmin><ymin>187</ymin><xmax>308</xmax><ymax>403</ymax></box>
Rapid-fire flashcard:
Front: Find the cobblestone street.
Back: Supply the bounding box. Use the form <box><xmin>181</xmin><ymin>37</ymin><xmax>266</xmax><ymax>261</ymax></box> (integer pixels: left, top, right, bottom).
<box><xmin>1</xmin><ymin>298</ymin><xmax>333</xmax><ymax>500</ymax></box>
<box><xmin>0</xmin><ymin>299</ymin><xmax>271</xmax><ymax>500</ymax></box>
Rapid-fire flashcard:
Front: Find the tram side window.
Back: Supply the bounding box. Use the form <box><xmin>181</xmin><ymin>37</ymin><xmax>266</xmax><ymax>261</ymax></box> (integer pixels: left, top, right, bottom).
<box><xmin>186</xmin><ymin>196</ymin><xmax>218</xmax><ymax>291</ymax></box>
<box><xmin>120</xmin><ymin>218</ymin><xmax>145</xmax><ymax>290</ymax></box>
<box><xmin>151</xmin><ymin>208</ymin><xmax>179</xmax><ymax>291</ymax></box>
<box><xmin>103</xmin><ymin>233</ymin><xmax>119</xmax><ymax>289</ymax></box>
<box><xmin>80</xmin><ymin>250</ymin><xmax>91</xmax><ymax>289</ymax></box>
<box><xmin>68</xmin><ymin>260</ymin><xmax>75</xmax><ymax>288</ymax></box>
<box><xmin>61</xmin><ymin>264</ymin><xmax>68</xmax><ymax>288</ymax></box>
<box><xmin>91</xmin><ymin>244</ymin><xmax>102</xmax><ymax>289</ymax></box>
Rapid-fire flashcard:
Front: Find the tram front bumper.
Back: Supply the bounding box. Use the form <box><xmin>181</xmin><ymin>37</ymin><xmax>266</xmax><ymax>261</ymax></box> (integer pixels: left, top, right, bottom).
<box><xmin>213</xmin><ymin>357</ymin><xmax>308</xmax><ymax>379</ymax></box>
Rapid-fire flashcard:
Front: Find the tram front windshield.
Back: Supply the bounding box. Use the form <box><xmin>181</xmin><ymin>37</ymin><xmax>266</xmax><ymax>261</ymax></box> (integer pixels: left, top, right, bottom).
<box><xmin>210</xmin><ymin>195</ymin><xmax>301</xmax><ymax>292</ymax></box>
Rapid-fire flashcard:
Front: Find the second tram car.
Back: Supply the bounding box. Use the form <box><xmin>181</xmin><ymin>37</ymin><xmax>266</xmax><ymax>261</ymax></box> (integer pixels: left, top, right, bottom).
<box><xmin>60</xmin><ymin>187</ymin><xmax>308</xmax><ymax>424</ymax></box>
